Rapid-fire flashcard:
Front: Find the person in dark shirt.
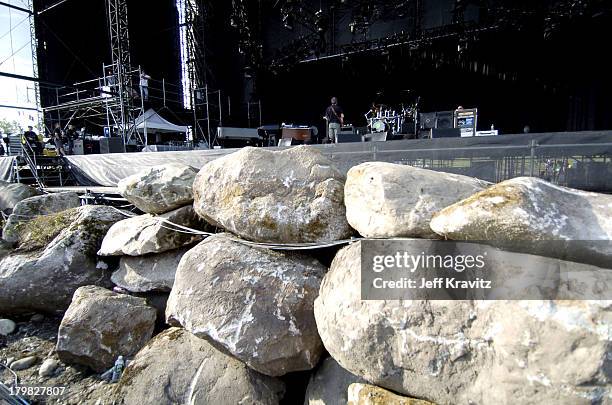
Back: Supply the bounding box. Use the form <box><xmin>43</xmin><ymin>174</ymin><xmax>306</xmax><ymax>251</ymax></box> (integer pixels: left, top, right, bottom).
<box><xmin>324</xmin><ymin>97</ymin><xmax>344</xmax><ymax>143</ymax></box>
<box><xmin>65</xmin><ymin>124</ymin><xmax>77</xmax><ymax>155</ymax></box>
<box><xmin>22</xmin><ymin>126</ymin><xmax>42</xmax><ymax>154</ymax></box>
<box><xmin>53</xmin><ymin>123</ymin><xmax>65</xmax><ymax>156</ymax></box>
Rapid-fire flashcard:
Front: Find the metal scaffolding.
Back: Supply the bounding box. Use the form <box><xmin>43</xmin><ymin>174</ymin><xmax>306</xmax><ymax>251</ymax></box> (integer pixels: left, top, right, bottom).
<box><xmin>105</xmin><ymin>0</ymin><xmax>138</xmax><ymax>146</ymax></box>
<box><xmin>27</xmin><ymin>0</ymin><xmax>42</xmax><ymax>131</ymax></box>
<box><xmin>177</xmin><ymin>0</ymin><xmax>221</xmax><ymax>145</ymax></box>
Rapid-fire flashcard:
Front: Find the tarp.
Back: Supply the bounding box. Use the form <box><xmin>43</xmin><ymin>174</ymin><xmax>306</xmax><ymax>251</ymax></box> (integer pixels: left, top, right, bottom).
<box><xmin>134</xmin><ymin>109</ymin><xmax>188</xmax><ymax>133</ymax></box>
<box><xmin>65</xmin><ymin>150</ymin><xmax>228</xmax><ymax>186</ymax></box>
<box><xmin>0</xmin><ymin>157</ymin><xmax>15</xmax><ymax>182</ymax></box>
<box><xmin>64</xmin><ymin>130</ymin><xmax>612</xmax><ymax>191</ymax></box>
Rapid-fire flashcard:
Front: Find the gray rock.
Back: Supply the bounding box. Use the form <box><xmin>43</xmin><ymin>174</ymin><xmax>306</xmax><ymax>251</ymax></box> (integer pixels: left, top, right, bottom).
<box><xmin>192</xmin><ymin>146</ymin><xmax>353</xmax><ymax>243</ymax></box>
<box><xmin>131</xmin><ymin>292</ymin><xmax>169</xmax><ymax>328</ymax></box>
<box><xmin>0</xmin><ymin>181</ymin><xmax>41</xmax><ymax>214</ymax></box>
<box><xmin>166</xmin><ymin>233</ymin><xmax>326</xmax><ymax>376</ymax></box>
<box><xmin>98</xmin><ymin>205</ymin><xmax>206</xmax><ymax>256</ymax></box>
<box><xmin>118</xmin><ymin>164</ymin><xmax>198</xmax><ymax>214</ymax></box>
<box><xmin>2</xmin><ymin>191</ymin><xmax>81</xmax><ymax>244</ymax></box>
<box><xmin>56</xmin><ymin>286</ymin><xmax>156</xmax><ymax>373</ymax></box>
<box><xmin>0</xmin><ymin>206</ymin><xmax>124</xmax><ymax>314</ymax></box>
<box><xmin>111</xmin><ymin>248</ymin><xmax>188</xmax><ymax>292</ymax></box>
<box><xmin>10</xmin><ymin>356</ymin><xmax>38</xmax><ymax>371</ymax></box>
<box><xmin>430</xmin><ymin>177</ymin><xmax>612</xmax><ymax>267</ymax></box>
<box><xmin>314</xmin><ymin>241</ymin><xmax>612</xmax><ymax>405</ymax></box>
<box><xmin>30</xmin><ymin>314</ymin><xmax>44</xmax><ymax>323</ymax></box>
<box><xmin>39</xmin><ymin>358</ymin><xmax>60</xmax><ymax>377</ymax></box>
<box><xmin>303</xmin><ymin>357</ymin><xmax>366</xmax><ymax>405</ymax></box>
<box><xmin>0</xmin><ymin>318</ymin><xmax>16</xmax><ymax>335</ymax></box>
<box><xmin>0</xmin><ymin>240</ymin><xmax>11</xmax><ymax>259</ymax></box>
<box><xmin>114</xmin><ymin>328</ymin><xmax>284</xmax><ymax>405</ymax></box>
<box><xmin>347</xmin><ymin>384</ymin><xmax>434</xmax><ymax>405</ymax></box>
<box><xmin>344</xmin><ymin>162</ymin><xmax>489</xmax><ymax>238</ymax></box>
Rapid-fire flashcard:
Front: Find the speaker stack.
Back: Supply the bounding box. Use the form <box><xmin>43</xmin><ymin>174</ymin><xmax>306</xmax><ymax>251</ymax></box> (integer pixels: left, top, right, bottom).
<box><xmin>418</xmin><ymin>110</ymin><xmax>470</xmax><ymax>139</ymax></box>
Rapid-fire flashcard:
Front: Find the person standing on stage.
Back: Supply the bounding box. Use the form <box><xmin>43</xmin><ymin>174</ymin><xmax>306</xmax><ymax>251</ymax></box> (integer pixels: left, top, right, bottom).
<box><xmin>22</xmin><ymin>126</ymin><xmax>42</xmax><ymax>154</ymax></box>
<box><xmin>140</xmin><ymin>70</ymin><xmax>151</xmax><ymax>102</ymax></box>
<box><xmin>324</xmin><ymin>97</ymin><xmax>344</xmax><ymax>143</ymax></box>
<box><xmin>52</xmin><ymin>123</ymin><xmax>65</xmax><ymax>156</ymax></box>
<box><xmin>65</xmin><ymin>124</ymin><xmax>77</xmax><ymax>155</ymax></box>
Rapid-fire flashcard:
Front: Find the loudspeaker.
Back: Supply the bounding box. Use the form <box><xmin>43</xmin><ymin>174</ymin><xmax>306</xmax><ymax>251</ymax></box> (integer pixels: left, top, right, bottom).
<box><xmin>365</xmin><ymin>132</ymin><xmax>387</xmax><ymax>142</ymax></box>
<box><xmin>418</xmin><ymin>129</ymin><xmax>431</xmax><ymax>139</ymax></box>
<box><xmin>99</xmin><ymin>137</ymin><xmax>124</xmax><ymax>154</ymax></box>
<box><xmin>420</xmin><ymin>112</ymin><xmax>437</xmax><ymax>129</ymax></box>
<box><xmin>337</xmin><ymin>132</ymin><xmax>362</xmax><ymax>143</ymax></box>
<box><xmin>431</xmin><ymin>128</ymin><xmax>461</xmax><ymax>138</ymax></box>
<box><xmin>72</xmin><ymin>139</ymin><xmax>85</xmax><ymax>155</ymax></box>
<box><xmin>436</xmin><ymin>111</ymin><xmax>454</xmax><ymax>129</ymax></box>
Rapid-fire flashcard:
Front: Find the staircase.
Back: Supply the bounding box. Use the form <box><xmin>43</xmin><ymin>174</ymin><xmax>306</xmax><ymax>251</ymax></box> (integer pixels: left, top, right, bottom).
<box><xmin>10</xmin><ymin>138</ymin><xmax>76</xmax><ymax>187</ymax></box>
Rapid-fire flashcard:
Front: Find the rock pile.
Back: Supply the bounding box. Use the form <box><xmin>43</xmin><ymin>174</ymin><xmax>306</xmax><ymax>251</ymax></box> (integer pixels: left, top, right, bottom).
<box><xmin>314</xmin><ymin>241</ymin><xmax>612</xmax><ymax>404</ymax></box>
<box><xmin>113</xmin><ymin>328</ymin><xmax>285</xmax><ymax>404</ymax></box>
<box><xmin>0</xmin><ymin>205</ymin><xmax>124</xmax><ymax>314</ymax></box>
<box><xmin>2</xmin><ymin>191</ymin><xmax>81</xmax><ymax>244</ymax></box>
<box><xmin>166</xmin><ymin>233</ymin><xmax>327</xmax><ymax>376</ymax></box>
<box><xmin>98</xmin><ymin>205</ymin><xmax>206</xmax><ymax>256</ymax></box>
<box><xmin>117</xmin><ymin>163</ymin><xmax>198</xmax><ymax>214</ymax></box>
<box><xmin>430</xmin><ymin>176</ymin><xmax>612</xmax><ymax>267</ymax></box>
<box><xmin>2</xmin><ymin>149</ymin><xmax>610</xmax><ymax>405</ymax></box>
<box><xmin>0</xmin><ymin>180</ymin><xmax>41</xmax><ymax>214</ymax></box>
<box><xmin>345</xmin><ymin>162</ymin><xmax>489</xmax><ymax>238</ymax></box>
<box><xmin>192</xmin><ymin>146</ymin><xmax>353</xmax><ymax>243</ymax></box>
<box><xmin>56</xmin><ymin>286</ymin><xmax>156</xmax><ymax>372</ymax></box>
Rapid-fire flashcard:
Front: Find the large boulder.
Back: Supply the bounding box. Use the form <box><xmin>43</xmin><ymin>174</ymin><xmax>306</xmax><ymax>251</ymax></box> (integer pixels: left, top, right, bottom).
<box><xmin>192</xmin><ymin>146</ymin><xmax>353</xmax><ymax>243</ymax></box>
<box><xmin>2</xmin><ymin>191</ymin><xmax>81</xmax><ymax>244</ymax></box>
<box><xmin>166</xmin><ymin>233</ymin><xmax>326</xmax><ymax>376</ymax></box>
<box><xmin>314</xmin><ymin>242</ymin><xmax>612</xmax><ymax>405</ymax></box>
<box><xmin>347</xmin><ymin>384</ymin><xmax>434</xmax><ymax>405</ymax></box>
<box><xmin>303</xmin><ymin>357</ymin><xmax>366</xmax><ymax>405</ymax></box>
<box><xmin>110</xmin><ymin>248</ymin><xmax>188</xmax><ymax>292</ymax></box>
<box><xmin>118</xmin><ymin>164</ymin><xmax>198</xmax><ymax>214</ymax></box>
<box><xmin>98</xmin><ymin>205</ymin><xmax>205</xmax><ymax>256</ymax></box>
<box><xmin>344</xmin><ymin>162</ymin><xmax>489</xmax><ymax>238</ymax></box>
<box><xmin>430</xmin><ymin>177</ymin><xmax>612</xmax><ymax>267</ymax></box>
<box><xmin>114</xmin><ymin>328</ymin><xmax>285</xmax><ymax>404</ymax></box>
<box><xmin>56</xmin><ymin>286</ymin><xmax>156</xmax><ymax>373</ymax></box>
<box><xmin>0</xmin><ymin>206</ymin><xmax>124</xmax><ymax>314</ymax></box>
<box><xmin>0</xmin><ymin>181</ymin><xmax>41</xmax><ymax>214</ymax></box>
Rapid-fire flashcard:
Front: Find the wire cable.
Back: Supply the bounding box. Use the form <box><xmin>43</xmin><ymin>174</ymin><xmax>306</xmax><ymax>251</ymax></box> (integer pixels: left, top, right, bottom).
<box><xmin>109</xmin><ymin>206</ymin><xmax>359</xmax><ymax>251</ymax></box>
<box><xmin>0</xmin><ymin>15</ymin><xmax>29</xmax><ymax>42</ymax></box>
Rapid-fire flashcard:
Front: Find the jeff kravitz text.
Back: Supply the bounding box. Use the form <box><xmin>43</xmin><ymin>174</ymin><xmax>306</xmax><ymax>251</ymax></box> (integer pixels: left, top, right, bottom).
<box><xmin>369</xmin><ymin>251</ymin><xmax>492</xmax><ymax>291</ymax></box>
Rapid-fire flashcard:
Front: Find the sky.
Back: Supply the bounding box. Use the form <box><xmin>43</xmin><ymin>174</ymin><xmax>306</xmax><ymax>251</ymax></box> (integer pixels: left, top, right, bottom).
<box><xmin>0</xmin><ymin>0</ymin><xmax>40</xmax><ymax>132</ymax></box>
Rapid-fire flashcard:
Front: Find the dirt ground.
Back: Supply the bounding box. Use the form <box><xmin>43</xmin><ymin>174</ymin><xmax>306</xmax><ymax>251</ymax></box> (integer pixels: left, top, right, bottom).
<box><xmin>0</xmin><ymin>315</ymin><xmax>118</xmax><ymax>405</ymax></box>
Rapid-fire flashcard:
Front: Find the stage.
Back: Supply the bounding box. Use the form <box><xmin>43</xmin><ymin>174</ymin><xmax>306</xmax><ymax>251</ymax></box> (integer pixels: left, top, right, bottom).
<box><xmin>57</xmin><ymin>130</ymin><xmax>612</xmax><ymax>193</ymax></box>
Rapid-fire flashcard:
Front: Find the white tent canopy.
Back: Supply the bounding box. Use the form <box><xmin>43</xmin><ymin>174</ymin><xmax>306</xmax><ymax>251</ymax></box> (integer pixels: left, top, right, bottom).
<box><xmin>134</xmin><ymin>109</ymin><xmax>188</xmax><ymax>133</ymax></box>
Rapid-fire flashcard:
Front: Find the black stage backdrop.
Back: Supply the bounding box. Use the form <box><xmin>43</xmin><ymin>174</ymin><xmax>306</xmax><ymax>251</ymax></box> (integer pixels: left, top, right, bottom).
<box><xmin>32</xmin><ymin>0</ymin><xmax>612</xmax><ymax>135</ymax></box>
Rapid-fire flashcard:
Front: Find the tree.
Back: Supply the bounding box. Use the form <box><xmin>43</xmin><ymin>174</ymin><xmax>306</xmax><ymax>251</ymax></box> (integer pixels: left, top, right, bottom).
<box><xmin>0</xmin><ymin>118</ymin><xmax>21</xmax><ymax>135</ymax></box>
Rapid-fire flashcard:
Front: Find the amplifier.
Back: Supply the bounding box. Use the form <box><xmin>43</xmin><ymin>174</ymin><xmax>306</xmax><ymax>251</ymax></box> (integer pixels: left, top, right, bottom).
<box><xmin>99</xmin><ymin>137</ymin><xmax>124</xmax><ymax>154</ymax></box>
<box><xmin>281</xmin><ymin>127</ymin><xmax>312</xmax><ymax>142</ymax></box>
<box><xmin>337</xmin><ymin>132</ymin><xmax>362</xmax><ymax>143</ymax></box>
<box><xmin>435</xmin><ymin>111</ymin><xmax>454</xmax><ymax>129</ymax></box>
<box><xmin>420</xmin><ymin>112</ymin><xmax>437</xmax><ymax>129</ymax></box>
<box><xmin>365</xmin><ymin>132</ymin><xmax>387</xmax><ymax>142</ymax></box>
<box><xmin>72</xmin><ymin>139</ymin><xmax>85</xmax><ymax>155</ymax></box>
<box><xmin>431</xmin><ymin>128</ymin><xmax>461</xmax><ymax>138</ymax></box>
<box><xmin>217</xmin><ymin>127</ymin><xmax>260</xmax><ymax>140</ymax></box>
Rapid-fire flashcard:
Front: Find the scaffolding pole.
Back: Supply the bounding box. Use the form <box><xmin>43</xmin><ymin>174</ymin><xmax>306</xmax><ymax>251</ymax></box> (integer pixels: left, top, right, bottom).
<box><xmin>106</xmin><ymin>0</ymin><xmax>136</xmax><ymax>147</ymax></box>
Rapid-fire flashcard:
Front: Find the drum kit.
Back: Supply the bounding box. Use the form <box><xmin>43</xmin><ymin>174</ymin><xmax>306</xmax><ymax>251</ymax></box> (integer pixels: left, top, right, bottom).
<box><xmin>365</xmin><ymin>95</ymin><xmax>420</xmax><ymax>136</ymax></box>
